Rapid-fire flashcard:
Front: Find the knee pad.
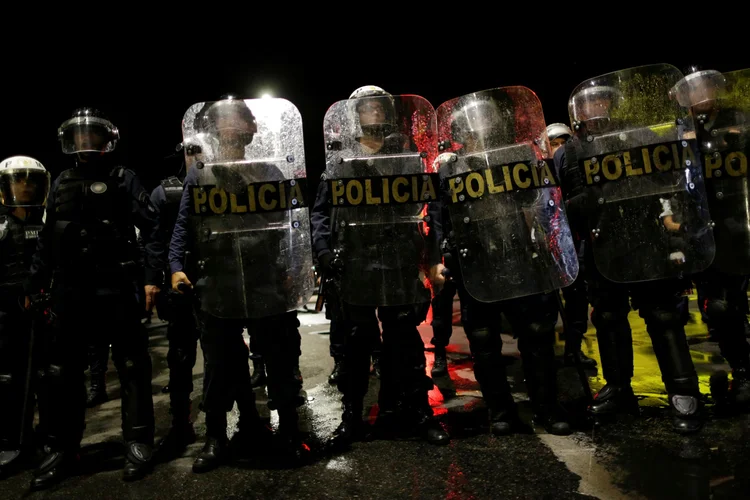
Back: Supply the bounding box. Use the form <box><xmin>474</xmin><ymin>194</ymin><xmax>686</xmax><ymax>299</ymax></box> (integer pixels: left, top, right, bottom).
<box><xmin>467</xmin><ymin>327</ymin><xmax>496</xmax><ymax>351</ymax></box>
<box><xmin>591</xmin><ymin>309</ymin><xmax>628</xmax><ymax>330</ymax></box>
<box><xmin>705</xmin><ymin>299</ymin><xmax>730</xmax><ymax>320</ymax></box>
<box><xmin>647</xmin><ymin>308</ymin><xmax>682</xmax><ymax>329</ymax></box>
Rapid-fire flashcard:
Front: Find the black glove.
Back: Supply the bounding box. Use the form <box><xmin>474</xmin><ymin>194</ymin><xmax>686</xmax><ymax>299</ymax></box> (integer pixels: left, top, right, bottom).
<box><xmin>318</xmin><ymin>251</ymin><xmax>335</xmax><ymax>277</ymax></box>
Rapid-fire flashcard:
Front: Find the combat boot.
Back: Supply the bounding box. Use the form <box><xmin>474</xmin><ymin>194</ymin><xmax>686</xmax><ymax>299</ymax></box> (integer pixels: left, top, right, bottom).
<box><xmin>589</xmin><ymin>384</ymin><xmax>640</xmax><ymax>417</ymax></box>
<box><xmin>250</xmin><ymin>358</ymin><xmax>267</xmax><ymax>388</ymax></box>
<box><xmin>731</xmin><ymin>367</ymin><xmax>750</xmax><ymax>408</ymax></box>
<box><xmin>86</xmin><ymin>376</ymin><xmax>108</xmax><ymax>407</ymax></box>
<box><xmin>30</xmin><ymin>449</ymin><xmax>79</xmax><ymax>491</ymax></box>
<box><xmin>431</xmin><ymin>347</ymin><xmax>448</xmax><ymax>377</ymax></box>
<box><xmin>192</xmin><ymin>412</ymin><xmax>228</xmax><ymax>473</ymax></box>
<box><xmin>123</xmin><ymin>441</ymin><xmax>154</xmax><ymax>481</ymax></box>
<box><xmin>670</xmin><ymin>394</ymin><xmax>702</xmax><ymax>434</ymax></box>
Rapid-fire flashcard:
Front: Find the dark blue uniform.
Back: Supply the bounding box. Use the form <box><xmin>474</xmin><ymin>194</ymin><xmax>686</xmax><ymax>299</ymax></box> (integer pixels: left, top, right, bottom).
<box><xmin>169</xmin><ymin>167</ymin><xmax>301</xmax><ymax>444</ymax></box>
<box><xmin>426</xmin><ymin>171</ymin><xmax>567</xmax><ymax>434</ymax></box>
<box><xmin>150</xmin><ymin>176</ymin><xmax>199</xmax><ymax>430</ymax></box>
<box><xmin>0</xmin><ymin>207</ymin><xmax>43</xmax><ymax>470</ymax></box>
<box><xmin>556</xmin><ymin>141</ymin><xmax>700</xmax><ymax>430</ymax></box>
<box><xmin>311</xmin><ymin>171</ymin><xmax>444</xmax><ymax>444</ymax></box>
<box><xmin>26</xmin><ymin>164</ymin><xmax>161</xmax><ymax>455</ymax></box>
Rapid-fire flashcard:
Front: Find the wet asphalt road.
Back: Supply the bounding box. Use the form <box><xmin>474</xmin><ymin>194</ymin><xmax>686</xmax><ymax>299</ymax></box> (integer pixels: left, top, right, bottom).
<box><xmin>1</xmin><ymin>295</ymin><xmax>749</xmax><ymax>499</ymax></box>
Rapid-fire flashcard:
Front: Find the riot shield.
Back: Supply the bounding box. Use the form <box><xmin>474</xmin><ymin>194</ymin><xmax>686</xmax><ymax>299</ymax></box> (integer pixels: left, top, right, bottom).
<box><xmin>436</xmin><ymin>87</ymin><xmax>579</xmax><ymax>302</ymax></box>
<box><xmin>182</xmin><ymin>97</ymin><xmax>314</xmax><ymax>319</ymax></box>
<box><xmin>568</xmin><ymin>63</ymin><xmax>715</xmax><ymax>283</ymax></box>
<box><xmin>673</xmin><ymin>68</ymin><xmax>750</xmax><ymax>275</ymax></box>
<box><xmin>322</xmin><ymin>94</ymin><xmax>438</xmax><ymax>306</ymax></box>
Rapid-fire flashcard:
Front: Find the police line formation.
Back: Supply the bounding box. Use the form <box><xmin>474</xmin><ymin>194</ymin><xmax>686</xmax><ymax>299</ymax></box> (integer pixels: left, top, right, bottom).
<box><xmin>0</xmin><ymin>63</ymin><xmax>748</xmax><ymax>491</ymax></box>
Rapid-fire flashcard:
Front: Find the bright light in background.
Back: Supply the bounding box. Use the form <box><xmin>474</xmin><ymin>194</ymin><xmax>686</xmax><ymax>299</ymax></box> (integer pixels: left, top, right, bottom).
<box><xmin>260</xmin><ymin>92</ymin><xmax>273</xmax><ymax>99</ymax></box>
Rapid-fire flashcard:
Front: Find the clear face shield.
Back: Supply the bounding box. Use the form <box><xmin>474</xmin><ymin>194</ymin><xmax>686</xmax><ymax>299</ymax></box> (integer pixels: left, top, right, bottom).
<box><xmin>570</xmin><ymin>86</ymin><xmax>622</xmax><ymax>135</ymax></box>
<box><xmin>452</xmin><ymin>99</ymin><xmax>506</xmax><ymax>153</ymax></box>
<box><xmin>58</xmin><ymin>116</ymin><xmax>118</xmax><ymax>154</ymax></box>
<box><xmin>0</xmin><ymin>168</ymin><xmax>51</xmax><ymax>207</ymax></box>
<box><xmin>669</xmin><ymin>70</ymin><xmax>726</xmax><ymax>117</ymax></box>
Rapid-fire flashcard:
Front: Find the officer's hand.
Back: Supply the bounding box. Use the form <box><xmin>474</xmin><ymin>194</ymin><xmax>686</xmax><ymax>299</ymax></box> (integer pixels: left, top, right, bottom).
<box><xmin>318</xmin><ymin>252</ymin><xmax>335</xmax><ymax>277</ymax></box>
<box><xmin>144</xmin><ymin>285</ymin><xmax>161</xmax><ymax>311</ymax></box>
<box><xmin>172</xmin><ymin>272</ymin><xmax>193</xmax><ymax>294</ymax></box>
<box><xmin>429</xmin><ymin>264</ymin><xmax>446</xmax><ymax>288</ymax></box>
<box><xmin>24</xmin><ymin>296</ymin><xmax>31</xmax><ymax>310</ymax></box>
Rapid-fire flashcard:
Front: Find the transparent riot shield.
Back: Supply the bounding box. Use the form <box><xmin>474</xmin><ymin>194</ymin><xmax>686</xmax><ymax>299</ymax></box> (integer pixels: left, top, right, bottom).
<box><xmin>436</xmin><ymin>87</ymin><xmax>578</xmax><ymax>302</ymax></box>
<box><xmin>568</xmin><ymin>63</ymin><xmax>715</xmax><ymax>282</ymax></box>
<box><xmin>182</xmin><ymin>97</ymin><xmax>314</xmax><ymax>318</ymax></box>
<box><xmin>322</xmin><ymin>94</ymin><xmax>438</xmax><ymax>306</ymax></box>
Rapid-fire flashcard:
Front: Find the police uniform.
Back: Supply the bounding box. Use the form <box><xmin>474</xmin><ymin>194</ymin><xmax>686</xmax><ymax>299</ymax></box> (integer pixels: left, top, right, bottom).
<box><xmin>0</xmin><ymin>206</ymin><xmax>43</xmax><ymax>474</ymax></box>
<box><xmin>149</xmin><ymin>173</ymin><xmax>200</xmax><ymax>452</ymax></box>
<box><xmin>27</xmin><ymin>162</ymin><xmax>160</xmax><ymax>487</ymax></box>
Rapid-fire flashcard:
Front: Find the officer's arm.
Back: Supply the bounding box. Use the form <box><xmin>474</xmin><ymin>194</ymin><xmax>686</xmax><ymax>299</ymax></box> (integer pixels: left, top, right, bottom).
<box><xmin>126</xmin><ymin>171</ymin><xmax>165</xmax><ymax>287</ymax></box>
<box><xmin>310</xmin><ymin>178</ymin><xmax>331</xmax><ymax>259</ymax></box>
<box><xmin>24</xmin><ymin>176</ymin><xmax>60</xmax><ymax>295</ymax></box>
<box><xmin>425</xmin><ymin>199</ymin><xmax>443</xmax><ymax>267</ymax></box>
<box><xmin>168</xmin><ymin>169</ymin><xmax>195</xmax><ymax>275</ymax></box>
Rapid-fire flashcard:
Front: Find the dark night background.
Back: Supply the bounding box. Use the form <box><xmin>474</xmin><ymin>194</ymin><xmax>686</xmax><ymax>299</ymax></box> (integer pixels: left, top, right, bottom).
<box><xmin>2</xmin><ymin>46</ymin><xmax>745</xmax><ymax>201</ymax></box>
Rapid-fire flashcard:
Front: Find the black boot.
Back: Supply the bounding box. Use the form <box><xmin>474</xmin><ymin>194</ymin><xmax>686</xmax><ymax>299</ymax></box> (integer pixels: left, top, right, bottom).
<box><xmin>431</xmin><ymin>347</ymin><xmax>448</xmax><ymax>377</ymax></box>
<box><xmin>330</xmin><ymin>401</ymin><xmax>366</xmax><ymax>449</ymax></box>
<box><xmin>564</xmin><ymin>350</ymin><xmax>598</xmax><ymax>368</ymax></box>
<box><xmin>589</xmin><ymin>384</ymin><xmax>639</xmax><ymax>416</ymax></box>
<box><xmin>30</xmin><ymin>449</ymin><xmax>78</xmax><ymax>491</ymax></box>
<box><xmin>489</xmin><ymin>406</ymin><xmax>526</xmax><ymax>436</ymax></box>
<box><xmin>157</xmin><ymin>403</ymin><xmax>197</xmax><ymax>460</ymax></box>
<box><xmin>0</xmin><ymin>449</ymin><xmax>23</xmax><ymax>478</ymax></box>
<box><xmin>229</xmin><ymin>415</ymin><xmax>274</xmax><ymax>458</ymax></box>
<box><xmin>533</xmin><ymin>404</ymin><xmax>572</xmax><ymax>436</ymax></box>
<box><xmin>670</xmin><ymin>394</ymin><xmax>703</xmax><ymax>434</ymax></box>
<box><xmin>328</xmin><ymin>359</ymin><xmax>342</xmax><ymax>385</ymax></box>
<box><xmin>86</xmin><ymin>377</ymin><xmax>108</xmax><ymax>408</ymax></box>
<box><xmin>123</xmin><ymin>442</ymin><xmax>153</xmax><ymax>481</ymax></box>
<box><xmin>192</xmin><ymin>412</ymin><xmax>228</xmax><ymax>473</ymax></box>
<box><xmin>192</xmin><ymin>437</ymin><xmax>227</xmax><ymax>473</ymax></box>
<box><xmin>250</xmin><ymin>358</ymin><xmax>267</xmax><ymax>388</ymax></box>
<box><xmin>415</xmin><ymin>409</ymin><xmax>450</xmax><ymax>446</ymax></box>
<box><xmin>277</xmin><ymin>408</ymin><xmax>308</xmax><ymax>466</ymax></box>
<box><xmin>731</xmin><ymin>367</ymin><xmax>750</xmax><ymax>407</ymax></box>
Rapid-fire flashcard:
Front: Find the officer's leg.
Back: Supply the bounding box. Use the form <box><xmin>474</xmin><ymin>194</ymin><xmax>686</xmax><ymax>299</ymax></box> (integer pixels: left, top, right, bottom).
<box><xmin>702</xmin><ymin>272</ymin><xmax>750</xmax><ymax>406</ymax></box>
<box><xmin>379</xmin><ymin>302</ymin><xmax>449</xmax><ymax>446</ymax></box>
<box><xmin>157</xmin><ymin>301</ymin><xmax>199</xmax><ymax>457</ymax></box>
<box><xmin>506</xmin><ymin>292</ymin><xmax>572</xmax><ymax>435</ymax></box>
<box><xmin>636</xmin><ymin>280</ymin><xmax>702</xmax><ymax>434</ymax></box>
<box><xmin>329</xmin><ymin>303</ymin><xmax>377</xmax><ymax>448</ymax></box>
<box><xmin>454</xmin><ymin>282</ymin><xmax>517</xmax><ymax>435</ymax></box>
<box><xmin>192</xmin><ymin>313</ymin><xmax>242</xmax><ymax>473</ymax></box>
<box><xmin>328</xmin><ymin>313</ymin><xmax>344</xmax><ymax>385</ymax></box>
<box><xmin>562</xmin><ymin>274</ymin><xmax>597</xmax><ymax>367</ymax></box>
<box><xmin>249</xmin><ymin>330</ymin><xmax>266</xmax><ymax>388</ymax></box>
<box><xmin>107</xmin><ymin>292</ymin><xmax>155</xmax><ymax>480</ymax></box>
<box><xmin>86</xmin><ymin>340</ymin><xmax>109</xmax><ymax>407</ymax></box>
<box><xmin>0</xmin><ymin>299</ymin><xmax>33</xmax><ymax>474</ymax></box>
<box><xmin>253</xmin><ymin>312</ymin><xmax>307</xmax><ymax>461</ymax></box>
<box><xmin>430</xmin><ymin>279</ymin><xmax>457</xmax><ymax>377</ymax></box>
<box><xmin>588</xmin><ymin>270</ymin><xmax>638</xmax><ymax>416</ymax></box>
<box><xmin>31</xmin><ymin>290</ymin><xmax>88</xmax><ymax>491</ymax></box>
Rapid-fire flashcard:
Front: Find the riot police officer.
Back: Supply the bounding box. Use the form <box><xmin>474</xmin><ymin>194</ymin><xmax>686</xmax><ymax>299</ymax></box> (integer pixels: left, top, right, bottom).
<box><xmin>430</xmin><ymin>89</ymin><xmax>577</xmax><ymax>435</ymax></box>
<box><xmin>314</xmin><ymin>86</ymin><xmax>449</xmax><ymax>447</ymax></box>
<box><xmin>557</xmin><ymin>64</ymin><xmax>714</xmax><ymax>433</ymax></box>
<box><xmin>547</xmin><ymin>123</ymin><xmax>597</xmax><ymax>369</ymax></box>
<box><xmin>25</xmin><ymin>108</ymin><xmax>160</xmax><ymax>489</ymax></box>
<box><xmin>148</xmin><ymin>151</ymin><xmax>200</xmax><ymax>458</ymax></box>
<box><xmin>170</xmin><ymin>95</ymin><xmax>312</xmax><ymax>471</ymax></box>
<box><xmin>0</xmin><ymin>156</ymin><xmax>49</xmax><ymax>477</ymax></box>
<box><xmin>671</xmin><ymin>67</ymin><xmax>750</xmax><ymax>408</ymax></box>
